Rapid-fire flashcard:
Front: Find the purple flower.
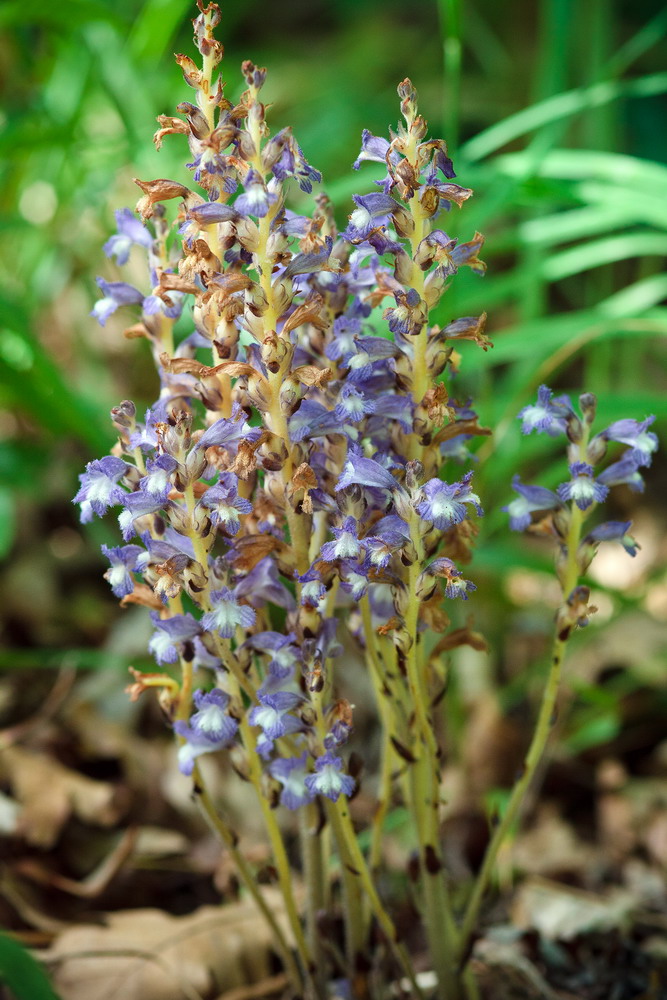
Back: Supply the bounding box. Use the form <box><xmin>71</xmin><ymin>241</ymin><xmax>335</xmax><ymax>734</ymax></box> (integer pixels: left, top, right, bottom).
<box><xmin>140</xmin><ymin>454</ymin><xmax>178</xmax><ymax>501</ymax></box>
<box><xmin>137</xmin><ymin>527</ymin><xmax>195</xmax><ymax>572</ymax></box>
<box><xmin>352</xmin><ymin>129</ymin><xmax>397</xmax><ymax>170</ymax></box>
<box><xmin>296</xmin><ymin>568</ymin><xmax>327</xmax><ymax>608</ymax></box>
<box><xmin>342</xmin><ymin>193</ymin><xmax>399</xmax><ymax>243</ymax></box>
<box><xmin>243</xmin><ymin>631</ymin><xmax>301</xmax><ymax>678</ymax></box>
<box><xmin>324</xmin><ymin>717</ymin><xmax>353</xmax><ymax>750</ymax></box>
<box><xmin>73</xmin><ymin>456</ymin><xmax>128</xmax><ymax>518</ymax></box>
<box><xmin>448</xmin><ymin>232</ymin><xmax>486</xmax><ymax>275</ymax></box>
<box><xmin>269</xmin><ymin>753</ymin><xmax>315</xmax><ymax>810</ymax></box>
<box><xmin>235</xmin><ymin>169</ymin><xmax>271</xmax><ymax>217</ymax></box>
<box><xmin>518</xmin><ymin>385</ymin><xmax>572</xmax><ymax>436</ymax></box>
<box><xmin>234</xmin><ymin>557</ymin><xmax>296</xmax><ymax>611</ymax></box>
<box><xmin>369</xmin><ymin>394</ymin><xmax>414</xmax><ymax>433</ymax></box>
<box><xmin>91</xmin><ymin>278</ymin><xmax>144</xmax><ymax>326</ymax></box>
<box><xmin>118</xmin><ymin>490</ymin><xmax>169</xmax><ymax>541</ymax></box>
<box><xmin>415</xmin><ymin>471</ymin><xmax>483</xmax><ymax>529</ymax></box>
<box><xmin>413</xmin><ymin>230</ymin><xmax>485</xmax><ymax>277</ymax></box>
<box><xmin>142</xmin><ymin>286</ymin><xmax>185</xmax><ymax>322</ymax></box>
<box><xmin>101</xmin><ymin>544</ymin><xmax>143</xmax><ymax>598</ymax></box>
<box><xmin>339</xmin><ymin>562</ymin><xmax>369</xmax><ymax>601</ymax></box>
<box><xmin>200</xmin><ymin>477</ymin><xmax>252</xmax><ymax>534</ymax></box>
<box><xmin>335</xmin><ymin>452</ymin><xmax>399</xmax><ymax>493</ymax></box>
<box><xmin>265</xmin><ymin>128</ymin><xmax>321</xmax><ymax>192</ymax></box>
<box><xmin>304</xmin><ymin>751</ymin><xmax>355</xmax><ymax>802</ymax></box>
<box><xmin>502</xmin><ymin>476</ymin><xmax>560</xmax><ymax>531</ymax></box>
<box><xmin>316</xmin><ymin>617</ymin><xmax>343</xmax><ymax>663</ymax></box>
<box><xmin>557</xmin><ymin>462</ymin><xmax>609</xmax><ymax>511</ymax></box>
<box><xmin>344</xmin><ymin>336</ymin><xmax>397</xmax><ymax>384</ymax></box>
<box><xmin>195</xmin><ymin>408</ymin><xmax>262</xmax><ymax>453</ymax></box>
<box><xmin>284</xmin><ymin>236</ymin><xmax>340</xmax><ymax>279</ymax></box>
<box><xmin>148</xmin><ymin>611</ymin><xmax>202</xmax><ymax>665</ymax></box>
<box><xmin>103</xmin><ymin>208</ymin><xmax>153</xmax><ymax>265</ymax></box>
<box><xmin>190</xmin><ymin>688</ymin><xmax>238</xmax><ymax>741</ymax></box>
<box><xmin>187</xmin><ymin>144</ymin><xmax>238</xmax><ymax>188</ymax></box>
<box><xmin>597</xmin><ymin>453</ymin><xmax>645</xmax><ymax>493</ymax></box>
<box><xmin>185</xmin><ymin>202</ymin><xmax>239</xmax><ymax>226</ymax></box>
<box><xmin>334</xmin><ymin>384</ymin><xmax>376</xmax><ymax>425</ymax></box>
<box><xmin>385</xmin><ymin>287</ymin><xmax>425</xmax><ymax>338</ymax></box>
<box><xmin>363</xmin><ymin>515</ymin><xmax>409</xmax><ymax>568</ymax></box>
<box><xmin>584</xmin><ymin>520</ymin><xmax>639</xmax><ymax>557</ymax></box>
<box><xmin>600</xmin><ymin>416</ymin><xmax>658</xmax><ymax>467</ymax></box>
<box><xmin>325</xmin><ymin>313</ymin><xmax>363</xmax><ymax>362</ymax></box>
<box><xmin>320</xmin><ymin>517</ymin><xmax>364</xmax><ymax>562</ymax></box>
<box><xmin>174</xmin><ymin>688</ymin><xmax>238</xmax><ymax>776</ymax></box>
<box><xmin>289</xmin><ymin>400</ymin><xmax>340</xmax><ymax>443</ymax></box>
<box><xmin>202</xmin><ymin>587</ymin><xmax>257</xmax><ymax>638</ymax></box>
<box><xmin>248</xmin><ymin>691</ymin><xmax>303</xmax><ymax>740</ymax></box>
<box><xmin>191</xmin><ymin>637</ymin><xmax>222</xmax><ymax>672</ymax></box>
<box><xmin>422</xmin><ymin>557</ymin><xmax>476</xmax><ymax>600</ymax></box>
<box><xmin>413</xmin><ymin>230</ymin><xmax>458</xmax><ymax>274</ymax></box>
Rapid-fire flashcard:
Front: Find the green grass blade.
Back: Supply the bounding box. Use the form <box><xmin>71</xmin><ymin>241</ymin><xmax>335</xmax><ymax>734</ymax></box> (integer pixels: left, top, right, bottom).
<box><xmin>542</xmin><ymin>233</ymin><xmax>667</xmax><ymax>281</ymax></box>
<box><xmin>461</xmin><ymin>73</ymin><xmax>667</xmax><ymax>162</ymax></box>
<box><xmin>128</xmin><ymin>0</ymin><xmax>191</xmax><ymax>61</ymax></box>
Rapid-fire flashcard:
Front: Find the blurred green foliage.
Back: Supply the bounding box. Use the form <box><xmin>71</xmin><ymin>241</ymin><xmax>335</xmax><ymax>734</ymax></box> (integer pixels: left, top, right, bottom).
<box><xmin>0</xmin><ymin>0</ymin><xmax>666</xmax><ymax>675</ymax></box>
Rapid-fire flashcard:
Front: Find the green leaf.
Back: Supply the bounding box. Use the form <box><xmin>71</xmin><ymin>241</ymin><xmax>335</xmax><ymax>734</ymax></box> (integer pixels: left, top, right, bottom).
<box><xmin>0</xmin><ymin>294</ymin><xmax>111</xmax><ymax>454</ymax></box>
<box><xmin>542</xmin><ymin>233</ymin><xmax>667</xmax><ymax>281</ymax></box>
<box><xmin>128</xmin><ymin>0</ymin><xmax>191</xmax><ymax>61</ymax></box>
<box><xmin>564</xmin><ymin>714</ymin><xmax>621</xmax><ymax>755</ymax></box>
<box><xmin>0</xmin><ymin>488</ymin><xmax>15</xmax><ymax>559</ymax></box>
<box><xmin>598</xmin><ymin>275</ymin><xmax>667</xmax><ymax>317</ymax></box>
<box><xmin>0</xmin><ymin>933</ymin><xmax>61</xmax><ymax>1000</ymax></box>
<box><xmin>461</xmin><ymin>73</ymin><xmax>667</xmax><ymax>163</ymax></box>
<box><xmin>497</xmin><ymin>148</ymin><xmax>667</xmax><ymax>191</ymax></box>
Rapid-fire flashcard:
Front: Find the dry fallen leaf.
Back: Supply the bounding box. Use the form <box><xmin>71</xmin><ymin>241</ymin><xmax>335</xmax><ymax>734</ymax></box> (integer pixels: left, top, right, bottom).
<box><xmin>511</xmin><ymin>805</ymin><xmax>596</xmax><ymax>878</ymax></box>
<box><xmin>43</xmin><ymin>891</ymin><xmax>291</xmax><ymax>1000</ymax></box>
<box><xmin>0</xmin><ymin>745</ymin><xmax>126</xmax><ymax>848</ymax></box>
<box><xmin>511</xmin><ymin>878</ymin><xmax>636</xmax><ymax>941</ymax></box>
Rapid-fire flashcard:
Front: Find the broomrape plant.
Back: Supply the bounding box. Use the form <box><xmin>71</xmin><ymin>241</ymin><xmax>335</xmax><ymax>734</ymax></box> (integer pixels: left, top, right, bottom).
<box><xmin>75</xmin><ymin>4</ymin><xmax>658</xmax><ymax>997</ymax></box>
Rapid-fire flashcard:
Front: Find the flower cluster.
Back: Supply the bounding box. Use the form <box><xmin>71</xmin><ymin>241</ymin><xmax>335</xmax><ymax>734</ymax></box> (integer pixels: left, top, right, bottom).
<box><xmin>505</xmin><ymin>386</ymin><xmax>657</xmax><ymax>593</ymax></box>
<box><xmin>75</xmin><ymin>5</ymin><xmax>660</xmax><ymax>995</ymax></box>
<box><xmin>75</xmin><ymin>2</ymin><xmax>489</xmax><ymax>812</ymax></box>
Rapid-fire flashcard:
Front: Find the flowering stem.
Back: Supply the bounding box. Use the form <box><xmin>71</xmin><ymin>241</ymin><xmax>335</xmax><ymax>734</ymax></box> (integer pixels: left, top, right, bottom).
<box><xmin>456</xmin><ymin>440</ymin><xmax>590</xmax><ymax>968</ymax></box>
<box><xmin>359</xmin><ymin>596</ymin><xmax>408</xmax><ymax>869</ymax></box>
<box><xmin>455</xmin><ymin>631</ymin><xmax>566</xmax><ymax>969</ymax></box>
<box><xmin>184</xmin><ymin>484</ymin><xmax>211</xmax><ymax>572</ymax></box>
<box><xmin>328</xmin><ymin>802</ymin><xmax>368</xmax><ymax>974</ymax></box>
<box><xmin>403</xmin><ymin>513</ymin><xmax>459</xmax><ymax>998</ymax></box>
<box><xmin>267</xmin><ymin>378</ymin><xmax>311</xmax><ymax>577</ymax></box>
<box><xmin>299</xmin><ymin>806</ymin><xmax>327</xmax><ymax>991</ymax></box>
<box><xmin>176</xmin><ymin>658</ymin><xmax>194</xmax><ymax>724</ymax></box>
<box><xmin>326</xmin><ymin>797</ymin><xmax>424</xmax><ymax>999</ymax></box>
<box><xmin>236</xmin><ymin>707</ymin><xmax>314</xmax><ymax>975</ymax></box>
<box><xmin>191</xmin><ymin>764</ymin><xmax>305</xmax><ymax>994</ymax></box>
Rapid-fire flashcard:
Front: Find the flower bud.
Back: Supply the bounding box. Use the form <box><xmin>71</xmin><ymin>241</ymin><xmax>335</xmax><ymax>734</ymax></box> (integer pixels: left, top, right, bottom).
<box><xmin>566</xmin><ymin>415</ymin><xmax>583</xmax><ymax>444</ymax></box>
<box><xmin>586</xmin><ymin>435</ymin><xmax>607</xmax><ymax>466</ymax></box>
<box><xmin>579</xmin><ymin>392</ymin><xmax>597</xmax><ymax>424</ymax></box>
